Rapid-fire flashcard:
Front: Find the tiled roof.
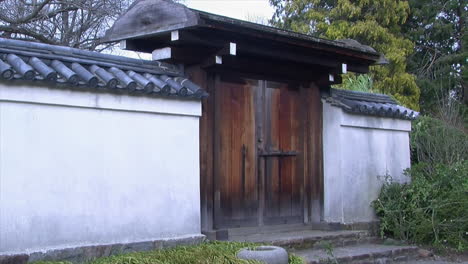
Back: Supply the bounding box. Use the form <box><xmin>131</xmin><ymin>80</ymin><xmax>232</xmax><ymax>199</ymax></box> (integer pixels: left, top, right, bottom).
<box><xmin>0</xmin><ymin>38</ymin><xmax>207</xmax><ymax>99</ymax></box>
<box><xmin>327</xmin><ymin>88</ymin><xmax>419</xmax><ymax>120</ymax></box>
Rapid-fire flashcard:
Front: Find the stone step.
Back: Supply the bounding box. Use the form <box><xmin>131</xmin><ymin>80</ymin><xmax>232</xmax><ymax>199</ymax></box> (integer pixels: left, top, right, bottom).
<box><xmin>228</xmin><ymin>224</ymin><xmax>318</xmax><ymax>236</ymax></box>
<box><xmin>291</xmin><ymin>243</ymin><xmax>421</xmax><ymax>264</ymax></box>
<box><xmin>229</xmin><ymin>229</ymin><xmax>379</xmax><ymax>249</ymax></box>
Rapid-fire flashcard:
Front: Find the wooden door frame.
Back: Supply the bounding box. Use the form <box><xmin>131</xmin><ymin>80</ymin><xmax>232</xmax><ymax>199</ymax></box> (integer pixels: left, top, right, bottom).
<box><xmin>254</xmin><ymin>80</ymin><xmax>265</xmax><ymax>226</ymax></box>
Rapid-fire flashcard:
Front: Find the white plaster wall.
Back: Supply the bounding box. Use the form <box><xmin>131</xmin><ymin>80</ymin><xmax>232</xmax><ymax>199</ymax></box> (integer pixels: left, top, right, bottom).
<box><xmin>322</xmin><ymin>100</ymin><xmax>411</xmax><ymax>224</ymax></box>
<box><xmin>0</xmin><ymin>84</ymin><xmax>202</xmax><ymax>255</ymax></box>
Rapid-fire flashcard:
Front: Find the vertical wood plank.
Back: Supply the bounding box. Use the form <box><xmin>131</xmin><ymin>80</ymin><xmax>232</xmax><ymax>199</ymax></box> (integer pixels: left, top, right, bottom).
<box><xmin>214</xmin><ymin>74</ymin><xmax>258</xmax><ymax>228</ymax></box>
<box><xmin>278</xmin><ymin>87</ymin><xmax>292</xmax><ymax>217</ymax></box>
<box><xmin>244</xmin><ymin>80</ymin><xmax>257</xmax><ymax>219</ymax></box>
<box><xmin>307</xmin><ymin>82</ymin><xmax>324</xmax><ymax>223</ymax></box>
<box><xmin>263</xmin><ymin>82</ymin><xmax>304</xmax><ymax>225</ymax></box>
<box><xmin>300</xmin><ymin>85</ymin><xmax>310</xmax><ymax>224</ymax></box>
<box><xmin>186</xmin><ymin>65</ymin><xmax>213</xmax><ymax>231</ymax></box>
<box><xmin>213</xmin><ymin>73</ymin><xmax>223</xmax><ymax>228</ymax></box>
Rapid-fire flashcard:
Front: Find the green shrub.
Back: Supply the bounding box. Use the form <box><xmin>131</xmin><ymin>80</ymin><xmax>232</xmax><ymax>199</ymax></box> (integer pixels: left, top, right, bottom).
<box><xmin>411</xmin><ymin>116</ymin><xmax>467</xmax><ymax>165</ymax></box>
<box><xmin>372</xmin><ymin>161</ymin><xmax>468</xmax><ymax>251</ymax></box>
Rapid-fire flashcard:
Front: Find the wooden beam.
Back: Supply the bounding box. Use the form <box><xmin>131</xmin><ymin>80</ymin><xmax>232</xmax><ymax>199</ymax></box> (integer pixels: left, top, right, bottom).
<box><xmin>130</xmin><ymin>28</ymin><xmax>369</xmax><ymax>73</ymax></box>
<box><xmin>315</xmin><ymin>72</ymin><xmax>343</xmax><ymax>89</ymax></box>
<box><xmin>173</xmin><ymin>30</ymin><xmax>341</xmax><ymax>69</ymax></box>
<box><xmin>200</xmin><ymin>19</ymin><xmax>380</xmax><ymax>62</ymax></box>
<box><xmin>202</xmin><ymin>55</ymin><xmax>328</xmax><ymax>82</ymax></box>
<box><xmin>119</xmin><ymin>39</ymin><xmax>138</xmax><ymax>51</ymax></box>
<box><xmin>330</xmin><ymin>61</ymin><xmax>368</xmax><ymax>75</ymax></box>
<box><xmin>151</xmin><ymin>46</ymin><xmax>214</xmax><ymax>64</ymax></box>
<box><xmin>347</xmin><ymin>63</ymin><xmax>369</xmax><ymax>74</ymax></box>
<box><xmin>150</xmin><ymin>41</ymin><xmax>237</xmax><ymax>65</ymax></box>
<box><xmin>151</xmin><ymin>30</ymin><xmax>342</xmax><ymax>70</ymax></box>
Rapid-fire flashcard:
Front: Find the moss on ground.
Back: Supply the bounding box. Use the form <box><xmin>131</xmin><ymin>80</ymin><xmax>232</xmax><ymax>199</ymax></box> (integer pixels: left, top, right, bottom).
<box><xmin>32</xmin><ymin>241</ymin><xmax>304</xmax><ymax>264</ymax></box>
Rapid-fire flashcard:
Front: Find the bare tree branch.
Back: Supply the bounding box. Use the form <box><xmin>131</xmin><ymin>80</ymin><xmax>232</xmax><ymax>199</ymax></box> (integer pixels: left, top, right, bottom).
<box><xmin>0</xmin><ymin>24</ymin><xmax>56</xmax><ymax>44</ymax></box>
<box><xmin>0</xmin><ymin>0</ymin><xmax>131</xmax><ymax>50</ymax></box>
<box><xmin>0</xmin><ymin>0</ymin><xmax>51</xmax><ymax>24</ymax></box>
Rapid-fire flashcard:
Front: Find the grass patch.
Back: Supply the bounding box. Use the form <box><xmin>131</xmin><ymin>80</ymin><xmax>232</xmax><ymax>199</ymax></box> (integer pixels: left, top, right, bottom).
<box><xmin>32</xmin><ymin>241</ymin><xmax>304</xmax><ymax>264</ymax></box>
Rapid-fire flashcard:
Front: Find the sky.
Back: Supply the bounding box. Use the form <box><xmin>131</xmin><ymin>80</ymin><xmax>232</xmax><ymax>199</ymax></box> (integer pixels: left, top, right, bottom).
<box><xmin>184</xmin><ymin>0</ymin><xmax>275</xmax><ymax>22</ymax></box>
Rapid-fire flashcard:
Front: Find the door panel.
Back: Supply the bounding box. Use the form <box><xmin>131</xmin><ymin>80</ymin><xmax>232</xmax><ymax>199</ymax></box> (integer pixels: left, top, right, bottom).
<box><xmin>214</xmin><ymin>76</ymin><xmax>258</xmax><ymax>228</ymax></box>
<box><xmin>262</xmin><ymin>83</ymin><xmax>303</xmax><ymax>225</ymax></box>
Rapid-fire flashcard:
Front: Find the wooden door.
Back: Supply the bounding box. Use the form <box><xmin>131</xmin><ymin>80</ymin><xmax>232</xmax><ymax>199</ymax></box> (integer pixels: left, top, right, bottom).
<box><xmin>259</xmin><ymin>82</ymin><xmax>304</xmax><ymax>225</ymax></box>
<box><xmin>214</xmin><ymin>75</ymin><xmax>304</xmax><ymax>228</ymax></box>
<box><xmin>214</xmin><ymin>76</ymin><xmax>258</xmax><ymax>228</ymax></box>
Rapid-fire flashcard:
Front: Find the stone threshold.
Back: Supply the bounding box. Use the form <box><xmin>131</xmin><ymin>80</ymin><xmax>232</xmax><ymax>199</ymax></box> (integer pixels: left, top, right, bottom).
<box><xmin>0</xmin><ymin>234</ymin><xmax>206</xmax><ymax>264</ymax></box>
<box><xmin>292</xmin><ymin>243</ymin><xmax>420</xmax><ymax>264</ymax></box>
<box><xmin>229</xmin><ymin>229</ymin><xmax>378</xmax><ymax>250</ymax></box>
<box><xmin>204</xmin><ymin>221</ymin><xmax>380</xmax><ymax>241</ymax></box>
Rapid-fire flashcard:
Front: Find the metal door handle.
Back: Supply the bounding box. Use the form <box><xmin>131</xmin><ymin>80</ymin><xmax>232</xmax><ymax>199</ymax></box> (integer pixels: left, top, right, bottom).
<box><xmin>258</xmin><ymin>149</ymin><xmax>299</xmax><ymax>157</ymax></box>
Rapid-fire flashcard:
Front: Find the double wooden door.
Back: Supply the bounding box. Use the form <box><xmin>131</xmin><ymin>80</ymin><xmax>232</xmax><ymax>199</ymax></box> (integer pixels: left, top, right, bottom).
<box><xmin>214</xmin><ymin>76</ymin><xmax>304</xmax><ymax>228</ymax></box>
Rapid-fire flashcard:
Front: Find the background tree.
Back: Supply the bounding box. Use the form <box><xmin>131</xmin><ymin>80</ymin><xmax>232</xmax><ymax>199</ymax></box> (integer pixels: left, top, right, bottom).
<box><xmin>402</xmin><ymin>0</ymin><xmax>466</xmax><ymax>113</ymax></box>
<box><xmin>0</xmin><ymin>0</ymin><xmax>131</xmax><ymax>51</ymax></box>
<box><xmin>270</xmin><ymin>0</ymin><xmax>421</xmax><ymax>110</ymax></box>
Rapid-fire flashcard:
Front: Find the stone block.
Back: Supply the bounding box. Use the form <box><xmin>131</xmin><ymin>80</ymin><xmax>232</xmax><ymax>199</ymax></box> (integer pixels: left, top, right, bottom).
<box><xmin>109</xmin><ymin>243</ymin><xmax>125</xmax><ymax>256</ymax></box>
<box><xmin>82</xmin><ymin>245</ymin><xmax>112</xmax><ymax>261</ymax></box>
<box><xmin>417</xmin><ymin>249</ymin><xmax>433</xmax><ymax>258</ymax></box>
<box><xmin>121</xmin><ymin>241</ymin><xmax>154</xmax><ymax>254</ymax></box>
<box><xmin>0</xmin><ymin>254</ymin><xmax>28</xmax><ymax>264</ymax></box>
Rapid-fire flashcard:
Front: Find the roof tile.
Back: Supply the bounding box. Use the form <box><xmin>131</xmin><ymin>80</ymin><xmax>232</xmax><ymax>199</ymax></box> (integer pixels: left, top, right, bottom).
<box><xmin>0</xmin><ymin>38</ymin><xmax>207</xmax><ymax>99</ymax></box>
<box><xmin>327</xmin><ymin>88</ymin><xmax>419</xmax><ymax>120</ymax></box>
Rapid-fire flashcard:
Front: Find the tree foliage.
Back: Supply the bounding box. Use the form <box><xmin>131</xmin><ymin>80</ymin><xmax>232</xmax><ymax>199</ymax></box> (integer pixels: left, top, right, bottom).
<box><xmin>403</xmin><ymin>0</ymin><xmax>467</xmax><ymax>112</ymax></box>
<box><xmin>270</xmin><ymin>0</ymin><xmax>421</xmax><ymax>110</ymax></box>
<box><xmin>0</xmin><ymin>0</ymin><xmax>131</xmax><ymax>50</ymax></box>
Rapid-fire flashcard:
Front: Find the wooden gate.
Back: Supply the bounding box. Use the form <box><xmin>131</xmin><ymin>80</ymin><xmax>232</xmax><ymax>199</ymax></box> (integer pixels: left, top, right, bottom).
<box><xmin>213</xmin><ymin>75</ymin><xmax>305</xmax><ymax>228</ymax></box>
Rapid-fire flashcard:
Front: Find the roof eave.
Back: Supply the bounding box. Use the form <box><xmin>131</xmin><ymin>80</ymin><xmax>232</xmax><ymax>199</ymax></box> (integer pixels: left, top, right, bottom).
<box><xmin>195</xmin><ymin>10</ymin><xmax>380</xmax><ymax>62</ymax></box>
<box><xmin>101</xmin><ymin>21</ymin><xmax>200</xmax><ymax>44</ymax></box>
<box><xmin>101</xmin><ymin>0</ymin><xmax>201</xmax><ymax>44</ymax></box>
<box><xmin>101</xmin><ymin>0</ymin><xmax>380</xmax><ymax>63</ymax></box>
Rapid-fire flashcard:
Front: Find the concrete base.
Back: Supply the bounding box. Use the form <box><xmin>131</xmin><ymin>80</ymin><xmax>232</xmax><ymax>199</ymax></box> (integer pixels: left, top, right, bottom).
<box><xmin>202</xmin><ymin>230</ymin><xmax>229</xmax><ymax>241</ymax></box>
<box><xmin>310</xmin><ymin>221</ymin><xmax>380</xmax><ymax>235</ymax></box>
<box><xmin>0</xmin><ymin>234</ymin><xmax>205</xmax><ymax>264</ymax></box>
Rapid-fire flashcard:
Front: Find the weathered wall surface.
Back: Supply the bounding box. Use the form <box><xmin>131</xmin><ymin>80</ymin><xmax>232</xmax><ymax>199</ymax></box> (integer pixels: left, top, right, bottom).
<box><xmin>0</xmin><ymin>84</ymin><xmax>202</xmax><ymax>255</ymax></box>
<box><xmin>322</xmin><ymin>100</ymin><xmax>411</xmax><ymax>224</ymax></box>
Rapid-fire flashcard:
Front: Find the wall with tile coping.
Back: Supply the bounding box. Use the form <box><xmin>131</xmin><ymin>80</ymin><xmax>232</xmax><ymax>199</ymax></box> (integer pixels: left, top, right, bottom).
<box><xmin>322</xmin><ymin>99</ymin><xmax>412</xmax><ymax>224</ymax></box>
<box><xmin>0</xmin><ymin>83</ymin><xmax>202</xmax><ymax>256</ymax></box>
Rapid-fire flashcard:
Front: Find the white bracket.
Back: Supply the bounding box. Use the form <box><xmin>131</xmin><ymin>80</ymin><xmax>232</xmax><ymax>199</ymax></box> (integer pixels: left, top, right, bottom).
<box><xmin>171</xmin><ymin>31</ymin><xmax>179</xmax><ymax>41</ymax></box>
<box><xmin>230</xmin><ymin>42</ymin><xmax>237</xmax><ymax>56</ymax></box>
<box><xmin>342</xmin><ymin>63</ymin><xmax>348</xmax><ymax>74</ymax></box>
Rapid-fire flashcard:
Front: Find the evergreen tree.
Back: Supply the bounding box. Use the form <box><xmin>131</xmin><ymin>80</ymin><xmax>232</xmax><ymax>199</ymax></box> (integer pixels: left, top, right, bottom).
<box><xmin>403</xmin><ymin>0</ymin><xmax>466</xmax><ymax>112</ymax></box>
<box><xmin>270</xmin><ymin>0</ymin><xmax>421</xmax><ymax>110</ymax></box>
